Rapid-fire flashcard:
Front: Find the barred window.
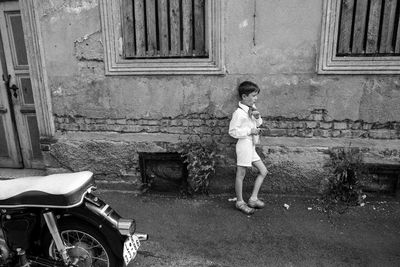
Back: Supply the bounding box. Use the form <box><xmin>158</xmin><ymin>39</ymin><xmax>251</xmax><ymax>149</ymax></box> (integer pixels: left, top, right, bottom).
<box><xmin>338</xmin><ymin>0</ymin><xmax>400</xmax><ymax>56</ymax></box>
<box><xmin>100</xmin><ymin>0</ymin><xmax>224</xmax><ymax>75</ymax></box>
<box><xmin>318</xmin><ymin>0</ymin><xmax>400</xmax><ymax>74</ymax></box>
<box><xmin>123</xmin><ymin>0</ymin><xmax>207</xmax><ymax>58</ymax></box>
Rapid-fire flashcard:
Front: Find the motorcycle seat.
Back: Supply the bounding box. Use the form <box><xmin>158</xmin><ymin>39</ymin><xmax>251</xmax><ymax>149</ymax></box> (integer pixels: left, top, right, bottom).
<box><xmin>0</xmin><ymin>171</ymin><xmax>94</xmax><ymax>208</ymax></box>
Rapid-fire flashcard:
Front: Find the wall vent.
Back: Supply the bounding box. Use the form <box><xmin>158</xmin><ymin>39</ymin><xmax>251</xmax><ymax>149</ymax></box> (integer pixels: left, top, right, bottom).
<box><xmin>139</xmin><ymin>152</ymin><xmax>188</xmax><ymax>193</ymax></box>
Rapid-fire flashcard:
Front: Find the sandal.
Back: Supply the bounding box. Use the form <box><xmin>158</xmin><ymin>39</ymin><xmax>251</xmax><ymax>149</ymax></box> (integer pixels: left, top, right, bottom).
<box><xmin>248</xmin><ymin>199</ymin><xmax>265</xmax><ymax>209</ymax></box>
<box><xmin>236</xmin><ymin>201</ymin><xmax>255</xmax><ymax>215</ymax></box>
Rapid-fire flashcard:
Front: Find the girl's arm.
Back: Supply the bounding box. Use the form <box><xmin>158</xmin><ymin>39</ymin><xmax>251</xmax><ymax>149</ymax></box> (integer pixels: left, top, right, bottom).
<box><xmin>255</xmin><ymin>117</ymin><xmax>263</xmax><ymax>127</ymax></box>
<box><xmin>229</xmin><ymin>111</ymin><xmax>251</xmax><ymax>139</ymax></box>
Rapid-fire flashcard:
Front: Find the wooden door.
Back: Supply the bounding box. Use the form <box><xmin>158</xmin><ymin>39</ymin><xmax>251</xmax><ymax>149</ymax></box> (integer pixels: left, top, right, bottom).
<box><xmin>0</xmin><ymin>1</ymin><xmax>41</xmax><ymax>169</ymax></box>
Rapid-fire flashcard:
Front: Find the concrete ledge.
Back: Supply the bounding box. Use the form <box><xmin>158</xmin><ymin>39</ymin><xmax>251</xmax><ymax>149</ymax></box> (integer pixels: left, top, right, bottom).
<box><xmin>0</xmin><ymin>168</ymin><xmax>46</xmax><ymax>179</ymax></box>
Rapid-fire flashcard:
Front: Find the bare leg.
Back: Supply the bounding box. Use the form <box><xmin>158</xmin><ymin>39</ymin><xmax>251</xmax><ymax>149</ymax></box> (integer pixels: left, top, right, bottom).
<box><xmin>235</xmin><ymin>166</ymin><xmax>247</xmax><ymax>202</ymax></box>
<box><xmin>250</xmin><ymin>160</ymin><xmax>268</xmax><ymax>200</ymax></box>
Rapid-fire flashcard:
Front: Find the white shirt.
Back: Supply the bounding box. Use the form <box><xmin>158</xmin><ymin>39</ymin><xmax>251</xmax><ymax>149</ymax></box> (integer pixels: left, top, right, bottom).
<box><xmin>229</xmin><ymin>102</ymin><xmax>263</xmax><ymax>140</ymax></box>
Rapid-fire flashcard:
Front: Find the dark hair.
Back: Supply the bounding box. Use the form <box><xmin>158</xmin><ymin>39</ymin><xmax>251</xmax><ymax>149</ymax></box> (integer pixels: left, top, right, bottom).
<box><xmin>238</xmin><ymin>81</ymin><xmax>260</xmax><ymax>99</ymax></box>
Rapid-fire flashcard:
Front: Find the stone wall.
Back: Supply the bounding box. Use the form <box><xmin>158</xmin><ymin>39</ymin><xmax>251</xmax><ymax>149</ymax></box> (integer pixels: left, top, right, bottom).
<box><xmin>34</xmin><ymin>0</ymin><xmax>400</xmax><ymax>195</ymax></box>
<box><xmin>54</xmin><ymin>109</ymin><xmax>400</xmax><ymax>140</ymax></box>
<box><xmin>44</xmin><ymin>110</ymin><xmax>400</xmax><ymax>194</ymax></box>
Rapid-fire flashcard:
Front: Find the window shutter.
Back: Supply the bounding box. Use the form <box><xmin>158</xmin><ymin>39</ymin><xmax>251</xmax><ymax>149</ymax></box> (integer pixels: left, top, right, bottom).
<box><xmin>337</xmin><ymin>0</ymin><xmax>400</xmax><ymax>56</ymax></box>
<box><xmin>122</xmin><ymin>0</ymin><xmax>207</xmax><ymax>58</ymax></box>
<box><xmin>366</xmin><ymin>0</ymin><xmax>382</xmax><ymax>53</ymax></box>
<box><xmin>194</xmin><ymin>0</ymin><xmax>205</xmax><ymax>56</ymax></box>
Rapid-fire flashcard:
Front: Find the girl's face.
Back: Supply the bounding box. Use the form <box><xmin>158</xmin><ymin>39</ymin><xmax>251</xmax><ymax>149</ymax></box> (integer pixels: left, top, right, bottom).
<box><xmin>241</xmin><ymin>92</ymin><xmax>258</xmax><ymax>107</ymax></box>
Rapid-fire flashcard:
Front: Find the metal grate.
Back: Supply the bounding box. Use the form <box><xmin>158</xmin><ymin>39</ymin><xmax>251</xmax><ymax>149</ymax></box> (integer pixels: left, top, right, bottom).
<box><xmin>361</xmin><ymin>164</ymin><xmax>400</xmax><ymax>197</ymax></box>
<box><xmin>139</xmin><ymin>152</ymin><xmax>188</xmax><ymax>192</ymax></box>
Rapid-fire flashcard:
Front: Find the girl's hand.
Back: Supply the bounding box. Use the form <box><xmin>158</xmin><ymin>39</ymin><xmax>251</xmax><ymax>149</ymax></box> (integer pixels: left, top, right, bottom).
<box><xmin>250</xmin><ymin>128</ymin><xmax>260</xmax><ymax>135</ymax></box>
<box><xmin>252</xmin><ymin>110</ymin><xmax>260</xmax><ymax>119</ymax></box>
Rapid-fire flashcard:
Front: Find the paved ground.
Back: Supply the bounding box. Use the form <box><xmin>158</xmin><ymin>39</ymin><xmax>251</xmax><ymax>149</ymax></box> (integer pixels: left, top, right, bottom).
<box><xmin>96</xmin><ymin>191</ymin><xmax>400</xmax><ymax>267</ymax></box>
<box><xmin>1</xmin><ymin>169</ymin><xmax>399</xmax><ymax>266</ymax></box>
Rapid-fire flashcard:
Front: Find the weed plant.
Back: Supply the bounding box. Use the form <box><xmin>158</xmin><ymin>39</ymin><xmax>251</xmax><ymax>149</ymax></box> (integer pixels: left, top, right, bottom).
<box><xmin>320</xmin><ymin>146</ymin><xmax>366</xmax><ymax>215</ymax></box>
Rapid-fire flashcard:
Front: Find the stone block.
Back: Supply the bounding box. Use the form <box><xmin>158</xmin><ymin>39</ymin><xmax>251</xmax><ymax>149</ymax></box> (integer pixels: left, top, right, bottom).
<box><xmin>292</xmin><ymin>121</ymin><xmax>306</xmax><ymax>129</ymax></box>
<box><xmin>331</xmin><ymin>130</ymin><xmax>341</xmax><ymax>137</ymax></box>
<box><xmin>160</xmin><ymin>119</ymin><xmax>169</xmax><ymax>127</ymax></box>
<box><xmin>163</xmin><ymin>126</ymin><xmax>187</xmax><ymax>134</ymax></box>
<box><xmin>64</xmin><ymin>124</ymin><xmax>79</xmax><ymax>131</ymax></box>
<box><xmin>218</xmin><ymin>120</ymin><xmax>229</xmax><ymax>127</ymax></box>
<box><xmin>304</xmin><ymin>129</ymin><xmax>313</xmax><ymax>138</ymax></box>
<box><xmin>296</xmin><ymin>129</ymin><xmax>313</xmax><ymax>138</ymax></box>
<box><xmin>190</xmin><ymin>119</ymin><xmax>203</xmax><ymax>126</ymax></box>
<box><xmin>276</xmin><ymin>121</ymin><xmax>291</xmax><ymax>129</ymax></box>
<box><xmin>362</xmin><ymin>123</ymin><xmax>372</xmax><ymax>130</ymax></box>
<box><xmin>193</xmin><ymin>126</ymin><xmax>213</xmax><ymax>135</ymax></box>
<box><xmin>95</xmin><ymin>119</ymin><xmax>106</xmax><ymax>124</ymax></box>
<box><xmin>340</xmin><ymin>130</ymin><xmax>352</xmax><ymax>138</ymax></box>
<box><xmin>312</xmin><ymin>113</ymin><xmax>323</xmax><ymax>121</ymax></box>
<box><xmin>170</xmin><ymin>120</ymin><xmax>180</xmax><ymax>126</ymax></box>
<box><xmin>369</xmin><ymin>130</ymin><xmax>396</xmax><ymax>139</ymax></box>
<box><xmin>268</xmin><ymin>129</ymin><xmax>287</xmax><ymax>137</ymax></box>
<box><xmin>319</xmin><ymin>122</ymin><xmax>332</xmax><ymax>129</ymax></box>
<box><xmin>206</xmin><ymin>120</ymin><xmax>218</xmax><ymax>127</ymax></box>
<box><xmin>313</xmin><ymin>129</ymin><xmax>322</xmax><ymax>137</ymax></box>
<box><xmin>121</xmin><ymin>125</ymin><xmax>142</xmax><ymax>132</ymax></box>
<box><xmin>116</xmin><ymin>119</ymin><xmax>127</xmax><ymax>125</ymax></box>
<box><xmin>144</xmin><ymin>120</ymin><xmax>160</xmax><ymax>126</ymax></box>
<box><xmin>351</xmin><ymin>130</ymin><xmax>368</xmax><ymax>138</ymax></box>
<box><xmin>333</xmin><ymin>122</ymin><xmax>347</xmax><ymax>130</ymax></box>
<box><xmin>350</xmin><ymin>121</ymin><xmax>362</xmax><ymax>130</ymax></box>
<box><xmin>263</xmin><ymin>121</ymin><xmax>274</xmax><ymax>129</ymax></box>
<box><xmin>306</xmin><ymin>121</ymin><xmax>318</xmax><ymax>129</ymax></box>
<box><xmin>320</xmin><ymin>129</ymin><xmax>331</xmax><ymax>138</ymax></box>
<box><xmin>75</xmin><ymin>117</ymin><xmax>84</xmax><ymax>124</ymax></box>
<box><xmin>55</xmin><ymin>117</ymin><xmax>64</xmax><ymax>123</ymax></box>
<box><xmin>287</xmin><ymin>129</ymin><xmax>298</xmax><ymax>137</ymax></box>
<box><xmin>200</xmin><ymin>113</ymin><xmax>211</xmax><ymax>119</ymax></box>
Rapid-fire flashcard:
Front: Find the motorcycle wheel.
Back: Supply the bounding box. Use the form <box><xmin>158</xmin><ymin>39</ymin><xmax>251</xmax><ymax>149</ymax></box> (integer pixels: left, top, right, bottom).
<box><xmin>43</xmin><ymin>221</ymin><xmax>120</xmax><ymax>267</ymax></box>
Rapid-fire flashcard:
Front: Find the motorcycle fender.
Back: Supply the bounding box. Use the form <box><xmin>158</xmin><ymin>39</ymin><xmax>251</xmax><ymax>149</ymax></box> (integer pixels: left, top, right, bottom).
<box><xmin>56</xmin><ymin>204</ymin><xmax>125</xmax><ymax>259</ymax></box>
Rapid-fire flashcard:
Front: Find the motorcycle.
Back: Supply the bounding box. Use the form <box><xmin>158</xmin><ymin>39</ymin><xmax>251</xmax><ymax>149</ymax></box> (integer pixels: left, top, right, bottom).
<box><xmin>0</xmin><ymin>171</ymin><xmax>147</xmax><ymax>266</ymax></box>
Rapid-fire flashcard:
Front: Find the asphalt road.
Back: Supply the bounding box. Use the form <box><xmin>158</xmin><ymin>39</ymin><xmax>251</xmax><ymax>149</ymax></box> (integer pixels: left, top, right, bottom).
<box><xmin>96</xmin><ymin>191</ymin><xmax>400</xmax><ymax>267</ymax></box>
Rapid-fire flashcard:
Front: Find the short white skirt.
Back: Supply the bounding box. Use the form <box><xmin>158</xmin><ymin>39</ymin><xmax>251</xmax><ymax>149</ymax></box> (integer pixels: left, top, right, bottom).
<box><xmin>235</xmin><ymin>138</ymin><xmax>261</xmax><ymax>167</ymax></box>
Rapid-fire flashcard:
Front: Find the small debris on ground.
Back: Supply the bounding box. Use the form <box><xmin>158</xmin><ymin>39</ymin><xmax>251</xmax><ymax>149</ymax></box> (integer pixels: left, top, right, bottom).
<box><xmin>307</xmin><ymin>207</ymin><xmax>312</xmax><ymax>210</ymax></box>
<box><xmin>283</xmin><ymin>204</ymin><xmax>290</xmax><ymax>210</ymax></box>
<box><xmin>228</xmin><ymin>197</ymin><xmax>237</xmax><ymax>202</ymax></box>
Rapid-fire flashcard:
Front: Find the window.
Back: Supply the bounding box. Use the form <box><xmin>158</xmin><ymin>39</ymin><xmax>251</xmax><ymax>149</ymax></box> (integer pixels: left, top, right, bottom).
<box><xmin>100</xmin><ymin>0</ymin><xmax>224</xmax><ymax>75</ymax></box>
<box><xmin>318</xmin><ymin>0</ymin><xmax>400</xmax><ymax>74</ymax></box>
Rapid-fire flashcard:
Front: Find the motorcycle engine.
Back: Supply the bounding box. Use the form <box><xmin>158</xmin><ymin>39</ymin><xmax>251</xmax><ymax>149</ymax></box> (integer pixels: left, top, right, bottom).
<box><xmin>0</xmin><ymin>231</ymin><xmax>10</xmax><ymax>266</ymax></box>
<box><xmin>1</xmin><ymin>212</ymin><xmax>37</xmax><ymax>251</ymax></box>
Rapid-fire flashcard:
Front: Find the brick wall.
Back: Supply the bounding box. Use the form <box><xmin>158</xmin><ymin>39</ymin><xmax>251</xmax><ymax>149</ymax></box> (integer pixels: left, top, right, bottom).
<box><xmin>55</xmin><ymin>112</ymin><xmax>400</xmax><ymax>141</ymax></box>
<box><xmin>49</xmin><ymin>111</ymin><xmax>400</xmax><ymax>194</ymax></box>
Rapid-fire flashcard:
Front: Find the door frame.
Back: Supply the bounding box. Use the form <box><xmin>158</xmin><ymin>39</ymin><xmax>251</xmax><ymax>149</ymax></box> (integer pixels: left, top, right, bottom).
<box><xmin>19</xmin><ymin>0</ymin><xmax>55</xmax><ymax>150</ymax></box>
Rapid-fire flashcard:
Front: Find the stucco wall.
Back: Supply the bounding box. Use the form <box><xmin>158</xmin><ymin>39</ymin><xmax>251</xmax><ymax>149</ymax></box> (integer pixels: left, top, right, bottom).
<box><xmin>37</xmin><ymin>0</ymin><xmax>400</xmax><ymax>194</ymax></box>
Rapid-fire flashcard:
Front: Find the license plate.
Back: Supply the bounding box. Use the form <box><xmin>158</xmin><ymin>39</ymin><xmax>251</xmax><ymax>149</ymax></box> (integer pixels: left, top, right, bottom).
<box><xmin>123</xmin><ymin>235</ymin><xmax>141</xmax><ymax>265</ymax></box>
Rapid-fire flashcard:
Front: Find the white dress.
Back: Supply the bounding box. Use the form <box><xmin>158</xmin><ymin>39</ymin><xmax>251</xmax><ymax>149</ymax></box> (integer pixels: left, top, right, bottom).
<box><xmin>228</xmin><ymin>102</ymin><xmax>262</xmax><ymax>167</ymax></box>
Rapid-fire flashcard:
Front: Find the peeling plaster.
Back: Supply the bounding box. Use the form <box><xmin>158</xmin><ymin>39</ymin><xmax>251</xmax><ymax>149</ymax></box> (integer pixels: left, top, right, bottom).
<box><xmin>65</xmin><ymin>1</ymin><xmax>98</xmax><ymax>14</ymax></box>
<box><xmin>239</xmin><ymin>20</ymin><xmax>249</xmax><ymax>28</ymax></box>
<box><xmin>74</xmin><ymin>31</ymin><xmax>103</xmax><ymax>61</ymax></box>
<box><xmin>53</xmin><ymin>86</ymin><xmax>63</xmax><ymax>96</ymax></box>
<box><xmin>39</xmin><ymin>0</ymin><xmax>98</xmax><ymax>18</ymax></box>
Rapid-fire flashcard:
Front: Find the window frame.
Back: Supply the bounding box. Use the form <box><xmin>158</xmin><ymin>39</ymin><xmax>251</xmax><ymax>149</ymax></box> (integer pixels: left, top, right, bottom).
<box><xmin>318</xmin><ymin>0</ymin><xmax>400</xmax><ymax>74</ymax></box>
<box><xmin>99</xmin><ymin>0</ymin><xmax>225</xmax><ymax>75</ymax></box>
